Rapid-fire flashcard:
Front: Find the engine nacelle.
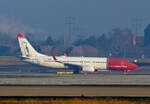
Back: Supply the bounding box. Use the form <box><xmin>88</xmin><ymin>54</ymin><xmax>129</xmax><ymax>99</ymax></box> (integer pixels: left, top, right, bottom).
<box><xmin>82</xmin><ymin>66</ymin><xmax>95</xmax><ymax>72</ymax></box>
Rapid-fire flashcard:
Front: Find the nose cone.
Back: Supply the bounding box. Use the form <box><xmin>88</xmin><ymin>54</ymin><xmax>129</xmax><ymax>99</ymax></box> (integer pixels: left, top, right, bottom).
<box><xmin>128</xmin><ymin>63</ymin><xmax>138</xmax><ymax>70</ymax></box>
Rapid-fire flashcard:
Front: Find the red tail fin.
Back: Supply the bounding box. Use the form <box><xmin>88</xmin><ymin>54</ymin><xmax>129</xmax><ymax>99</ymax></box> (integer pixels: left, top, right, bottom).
<box><xmin>17</xmin><ymin>33</ymin><xmax>24</xmax><ymax>37</ymax></box>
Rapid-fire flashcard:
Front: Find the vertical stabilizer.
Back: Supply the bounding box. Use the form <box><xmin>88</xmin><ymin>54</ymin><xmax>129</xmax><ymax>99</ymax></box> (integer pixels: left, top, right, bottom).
<box><xmin>17</xmin><ymin>33</ymin><xmax>39</xmax><ymax>57</ymax></box>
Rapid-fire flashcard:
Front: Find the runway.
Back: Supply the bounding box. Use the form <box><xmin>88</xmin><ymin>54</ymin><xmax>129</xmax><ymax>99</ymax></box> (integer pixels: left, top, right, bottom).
<box><xmin>0</xmin><ymin>73</ymin><xmax>149</xmax><ymax>96</ymax></box>
<box><xmin>0</xmin><ymin>85</ymin><xmax>150</xmax><ymax>96</ymax></box>
<box><xmin>0</xmin><ymin>73</ymin><xmax>150</xmax><ymax>85</ymax></box>
<box><xmin>0</xmin><ymin>72</ymin><xmax>149</xmax><ymax>97</ymax></box>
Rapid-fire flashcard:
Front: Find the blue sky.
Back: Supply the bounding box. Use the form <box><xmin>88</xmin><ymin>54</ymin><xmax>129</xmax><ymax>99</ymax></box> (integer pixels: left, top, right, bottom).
<box><xmin>0</xmin><ymin>0</ymin><xmax>150</xmax><ymax>37</ymax></box>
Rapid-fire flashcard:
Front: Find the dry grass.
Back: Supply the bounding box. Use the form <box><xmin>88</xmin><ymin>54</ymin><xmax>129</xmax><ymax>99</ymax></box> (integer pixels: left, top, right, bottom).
<box><xmin>0</xmin><ymin>98</ymin><xmax>149</xmax><ymax>104</ymax></box>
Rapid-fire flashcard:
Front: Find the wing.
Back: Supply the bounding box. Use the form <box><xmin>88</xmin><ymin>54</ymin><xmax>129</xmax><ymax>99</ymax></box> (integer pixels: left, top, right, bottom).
<box><xmin>51</xmin><ymin>54</ymin><xmax>95</xmax><ymax>72</ymax></box>
<box><xmin>51</xmin><ymin>54</ymin><xmax>81</xmax><ymax>68</ymax></box>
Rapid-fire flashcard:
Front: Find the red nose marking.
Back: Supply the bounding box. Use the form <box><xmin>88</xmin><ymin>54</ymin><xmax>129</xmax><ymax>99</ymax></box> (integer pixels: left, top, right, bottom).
<box><xmin>128</xmin><ymin>63</ymin><xmax>138</xmax><ymax>70</ymax></box>
<box><xmin>108</xmin><ymin>58</ymin><xmax>138</xmax><ymax>71</ymax></box>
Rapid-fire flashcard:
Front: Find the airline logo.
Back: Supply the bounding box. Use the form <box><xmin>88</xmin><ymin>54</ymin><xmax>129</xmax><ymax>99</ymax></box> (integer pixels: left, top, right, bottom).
<box><xmin>21</xmin><ymin>41</ymin><xmax>30</xmax><ymax>57</ymax></box>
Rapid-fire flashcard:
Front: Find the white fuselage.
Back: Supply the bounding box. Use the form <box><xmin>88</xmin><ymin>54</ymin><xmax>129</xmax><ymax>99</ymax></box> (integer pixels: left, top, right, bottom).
<box><xmin>23</xmin><ymin>55</ymin><xmax>107</xmax><ymax>70</ymax></box>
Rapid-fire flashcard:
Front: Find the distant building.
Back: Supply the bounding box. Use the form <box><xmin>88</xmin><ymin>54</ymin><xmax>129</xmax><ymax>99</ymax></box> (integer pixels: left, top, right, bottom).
<box><xmin>144</xmin><ymin>24</ymin><xmax>150</xmax><ymax>46</ymax></box>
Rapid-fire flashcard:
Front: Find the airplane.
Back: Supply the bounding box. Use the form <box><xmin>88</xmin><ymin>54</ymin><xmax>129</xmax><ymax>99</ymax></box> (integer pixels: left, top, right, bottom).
<box><xmin>17</xmin><ymin>33</ymin><xmax>138</xmax><ymax>73</ymax></box>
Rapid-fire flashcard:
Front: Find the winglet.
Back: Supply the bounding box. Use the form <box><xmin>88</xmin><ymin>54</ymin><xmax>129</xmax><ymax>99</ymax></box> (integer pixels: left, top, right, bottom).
<box><xmin>51</xmin><ymin>54</ymin><xmax>57</xmax><ymax>61</ymax></box>
<box><xmin>17</xmin><ymin>33</ymin><xmax>24</xmax><ymax>37</ymax></box>
<box><xmin>64</xmin><ymin>53</ymin><xmax>67</xmax><ymax>56</ymax></box>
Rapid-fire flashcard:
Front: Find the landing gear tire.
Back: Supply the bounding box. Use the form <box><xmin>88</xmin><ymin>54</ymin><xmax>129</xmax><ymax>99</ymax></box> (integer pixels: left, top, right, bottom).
<box><xmin>74</xmin><ymin>69</ymin><xmax>80</xmax><ymax>74</ymax></box>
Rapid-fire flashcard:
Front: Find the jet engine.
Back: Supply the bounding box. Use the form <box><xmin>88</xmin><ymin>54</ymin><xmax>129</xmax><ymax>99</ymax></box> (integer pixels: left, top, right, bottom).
<box><xmin>82</xmin><ymin>66</ymin><xmax>95</xmax><ymax>72</ymax></box>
